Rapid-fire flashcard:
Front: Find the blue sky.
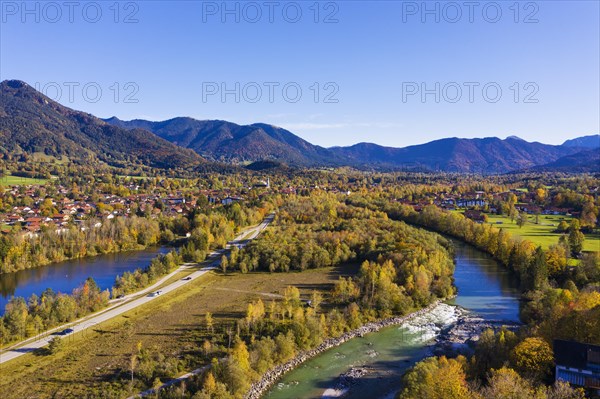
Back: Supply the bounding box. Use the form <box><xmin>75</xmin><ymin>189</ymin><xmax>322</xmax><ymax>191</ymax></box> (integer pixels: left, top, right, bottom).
<box><xmin>1</xmin><ymin>1</ymin><xmax>598</xmax><ymax>147</ymax></box>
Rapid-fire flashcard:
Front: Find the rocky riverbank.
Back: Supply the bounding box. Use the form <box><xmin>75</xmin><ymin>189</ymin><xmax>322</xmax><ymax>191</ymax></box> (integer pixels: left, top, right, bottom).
<box><xmin>244</xmin><ymin>299</ymin><xmax>452</xmax><ymax>399</ymax></box>
<box><xmin>250</xmin><ymin>300</ymin><xmax>521</xmax><ymax>399</ymax></box>
<box><xmin>321</xmin><ymin>366</ymin><xmax>370</xmax><ymax>398</ymax></box>
<box><xmin>433</xmin><ymin>308</ymin><xmax>521</xmax><ymax>356</ymax></box>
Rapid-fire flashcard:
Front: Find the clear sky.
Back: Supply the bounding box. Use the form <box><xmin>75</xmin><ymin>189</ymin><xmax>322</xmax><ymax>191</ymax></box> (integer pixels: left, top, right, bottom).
<box><xmin>1</xmin><ymin>0</ymin><xmax>598</xmax><ymax>147</ymax></box>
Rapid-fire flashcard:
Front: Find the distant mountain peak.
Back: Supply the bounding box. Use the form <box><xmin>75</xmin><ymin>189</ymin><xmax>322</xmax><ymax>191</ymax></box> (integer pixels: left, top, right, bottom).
<box><xmin>1</xmin><ymin>79</ymin><xmax>45</xmax><ymax>100</ymax></box>
<box><xmin>506</xmin><ymin>135</ymin><xmax>525</xmax><ymax>141</ymax></box>
<box><xmin>104</xmin><ymin>117</ymin><xmax>340</xmax><ymax>166</ymax></box>
<box><xmin>1</xmin><ymin>79</ymin><xmax>29</xmax><ymax>89</ymax></box>
<box><xmin>562</xmin><ymin>134</ymin><xmax>600</xmax><ymax>149</ymax></box>
<box><xmin>0</xmin><ymin>80</ymin><xmax>203</xmax><ymax>169</ymax></box>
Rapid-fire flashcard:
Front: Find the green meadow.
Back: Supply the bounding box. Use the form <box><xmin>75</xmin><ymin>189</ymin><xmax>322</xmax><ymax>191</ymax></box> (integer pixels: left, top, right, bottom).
<box><xmin>0</xmin><ymin>175</ymin><xmax>49</xmax><ymax>186</ymax></box>
<box><xmin>485</xmin><ymin>214</ymin><xmax>600</xmax><ymax>252</ymax></box>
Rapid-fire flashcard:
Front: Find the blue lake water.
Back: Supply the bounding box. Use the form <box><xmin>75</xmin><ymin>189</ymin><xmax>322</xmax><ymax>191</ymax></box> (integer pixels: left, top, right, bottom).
<box><xmin>0</xmin><ymin>247</ymin><xmax>168</xmax><ymax>313</ymax></box>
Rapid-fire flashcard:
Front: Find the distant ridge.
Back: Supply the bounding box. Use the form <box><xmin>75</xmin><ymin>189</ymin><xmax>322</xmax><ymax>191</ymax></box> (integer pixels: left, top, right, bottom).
<box><xmin>329</xmin><ymin>136</ymin><xmax>584</xmax><ymax>173</ymax></box>
<box><xmin>104</xmin><ymin>117</ymin><xmax>340</xmax><ymax>166</ymax></box>
<box><xmin>105</xmin><ymin>115</ymin><xmax>593</xmax><ymax>173</ymax></box>
<box><xmin>530</xmin><ymin>149</ymin><xmax>600</xmax><ymax>173</ymax></box>
<box><xmin>0</xmin><ymin>79</ymin><xmax>593</xmax><ymax>174</ymax></box>
<box><xmin>562</xmin><ymin>134</ymin><xmax>600</xmax><ymax>149</ymax></box>
<box><xmin>0</xmin><ymin>80</ymin><xmax>204</xmax><ymax>169</ymax></box>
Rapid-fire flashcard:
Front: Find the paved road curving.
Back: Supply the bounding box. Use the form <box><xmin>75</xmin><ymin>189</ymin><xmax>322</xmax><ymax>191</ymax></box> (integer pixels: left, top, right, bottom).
<box><xmin>0</xmin><ymin>214</ymin><xmax>273</xmax><ymax>365</ymax></box>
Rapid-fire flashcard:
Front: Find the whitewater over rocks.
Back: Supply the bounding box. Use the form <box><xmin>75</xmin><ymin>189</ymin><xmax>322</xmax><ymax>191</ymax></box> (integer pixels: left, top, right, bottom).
<box><xmin>247</xmin><ymin>299</ymin><xmax>520</xmax><ymax>399</ymax></box>
<box><xmin>434</xmin><ymin>312</ymin><xmax>521</xmax><ymax>356</ymax></box>
<box><xmin>244</xmin><ymin>299</ymin><xmax>452</xmax><ymax>399</ymax></box>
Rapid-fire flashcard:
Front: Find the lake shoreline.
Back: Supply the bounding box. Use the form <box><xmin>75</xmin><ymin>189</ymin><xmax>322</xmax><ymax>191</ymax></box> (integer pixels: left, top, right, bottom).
<box><xmin>245</xmin><ymin>297</ymin><xmax>455</xmax><ymax>399</ymax></box>
<box><xmin>0</xmin><ymin>245</ymin><xmax>170</xmax><ymax>314</ymax></box>
<box><xmin>0</xmin><ymin>243</ymin><xmax>160</xmax><ymax>276</ymax></box>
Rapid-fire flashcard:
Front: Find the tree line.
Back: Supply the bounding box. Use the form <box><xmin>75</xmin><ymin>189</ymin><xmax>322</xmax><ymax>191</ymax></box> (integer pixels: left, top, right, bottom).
<box><xmin>342</xmin><ymin>192</ymin><xmax>599</xmax><ymax>398</ymax></box>
<box><xmin>148</xmin><ymin>193</ymin><xmax>459</xmax><ymax>398</ymax></box>
<box><xmin>0</xmin><ymin>278</ymin><xmax>109</xmax><ymax>345</ymax></box>
<box><xmin>0</xmin><ymin>216</ymin><xmax>161</xmax><ymax>274</ymax></box>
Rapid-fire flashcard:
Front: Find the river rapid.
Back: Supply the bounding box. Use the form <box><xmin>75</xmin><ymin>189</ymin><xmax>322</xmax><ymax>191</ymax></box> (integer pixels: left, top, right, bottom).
<box><xmin>264</xmin><ymin>240</ymin><xmax>521</xmax><ymax>399</ymax></box>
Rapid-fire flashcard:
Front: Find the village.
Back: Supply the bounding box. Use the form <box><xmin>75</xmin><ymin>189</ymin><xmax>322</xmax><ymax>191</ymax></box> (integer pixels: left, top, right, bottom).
<box><xmin>0</xmin><ymin>182</ymin><xmax>250</xmax><ymax>234</ymax></box>
<box><xmin>396</xmin><ymin>187</ymin><xmax>600</xmax><ymax>223</ymax></box>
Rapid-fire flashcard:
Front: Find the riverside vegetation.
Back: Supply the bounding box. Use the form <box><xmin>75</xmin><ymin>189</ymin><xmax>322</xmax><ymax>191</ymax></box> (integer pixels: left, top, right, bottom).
<box><xmin>0</xmin><ymin>203</ymin><xmax>268</xmax><ymax>346</ymax></box>
<box><xmin>146</xmin><ymin>193</ymin><xmax>457</xmax><ymax>398</ymax></box>
<box><xmin>154</xmin><ymin>181</ymin><xmax>598</xmax><ymax>399</ymax></box>
<box><xmin>1</xmin><ymin>171</ymin><xmax>598</xmax><ymax>398</ymax></box>
<box><xmin>345</xmin><ymin>190</ymin><xmax>599</xmax><ymax>398</ymax></box>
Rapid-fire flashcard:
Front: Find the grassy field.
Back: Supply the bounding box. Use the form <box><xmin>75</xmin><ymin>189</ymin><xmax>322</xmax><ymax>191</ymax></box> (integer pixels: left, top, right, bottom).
<box><xmin>0</xmin><ymin>265</ymin><xmax>359</xmax><ymax>399</ymax></box>
<box><xmin>485</xmin><ymin>214</ymin><xmax>600</xmax><ymax>252</ymax></box>
<box><xmin>0</xmin><ymin>175</ymin><xmax>49</xmax><ymax>186</ymax></box>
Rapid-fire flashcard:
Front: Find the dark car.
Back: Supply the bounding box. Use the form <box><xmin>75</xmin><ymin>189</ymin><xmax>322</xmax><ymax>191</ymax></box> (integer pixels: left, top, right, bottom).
<box><xmin>54</xmin><ymin>328</ymin><xmax>74</xmax><ymax>336</ymax></box>
<box><xmin>183</xmin><ymin>277</ymin><xmax>192</xmax><ymax>281</ymax></box>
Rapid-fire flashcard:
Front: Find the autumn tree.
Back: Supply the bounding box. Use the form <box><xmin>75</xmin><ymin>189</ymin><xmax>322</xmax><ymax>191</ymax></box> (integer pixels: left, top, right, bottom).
<box><xmin>580</xmin><ymin>201</ymin><xmax>598</xmax><ymax>230</ymax></box>
<box><xmin>546</xmin><ymin>380</ymin><xmax>586</xmax><ymax>399</ymax></box>
<box><xmin>230</xmin><ymin>337</ymin><xmax>250</xmax><ymax>372</ymax></box>
<box><xmin>479</xmin><ymin>367</ymin><xmax>539</xmax><ymax>399</ymax></box>
<box><xmin>47</xmin><ymin>336</ymin><xmax>64</xmax><ymax>354</ymax></box>
<box><xmin>545</xmin><ymin>244</ymin><xmax>568</xmax><ymax>277</ymax></box>
<box><xmin>205</xmin><ymin>312</ymin><xmax>214</xmax><ymax>333</ymax></box>
<box><xmin>556</xmin><ymin>220</ymin><xmax>569</xmax><ymax>233</ymax></box>
<box><xmin>568</xmin><ymin>222</ymin><xmax>585</xmax><ymax>256</ymax></box>
<box><xmin>221</xmin><ymin>255</ymin><xmax>228</xmax><ymax>275</ymax></box>
<box><xmin>472</xmin><ymin>328</ymin><xmax>519</xmax><ymax>378</ymax></box>
<box><xmin>400</xmin><ymin>356</ymin><xmax>472</xmax><ymax>399</ymax></box>
<box><xmin>245</xmin><ymin>299</ymin><xmax>265</xmax><ymax>331</ymax></box>
<box><xmin>332</xmin><ymin>277</ymin><xmax>360</xmax><ymax>304</ymax></box>
<box><xmin>511</xmin><ymin>337</ymin><xmax>554</xmax><ymax>381</ymax></box>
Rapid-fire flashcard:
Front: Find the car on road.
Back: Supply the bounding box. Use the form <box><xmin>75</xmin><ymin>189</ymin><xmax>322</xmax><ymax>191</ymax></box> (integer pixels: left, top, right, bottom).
<box><xmin>182</xmin><ymin>277</ymin><xmax>192</xmax><ymax>281</ymax></box>
<box><xmin>116</xmin><ymin>294</ymin><xmax>125</xmax><ymax>299</ymax></box>
<box><xmin>149</xmin><ymin>291</ymin><xmax>162</xmax><ymax>297</ymax></box>
<box><xmin>54</xmin><ymin>328</ymin><xmax>74</xmax><ymax>336</ymax></box>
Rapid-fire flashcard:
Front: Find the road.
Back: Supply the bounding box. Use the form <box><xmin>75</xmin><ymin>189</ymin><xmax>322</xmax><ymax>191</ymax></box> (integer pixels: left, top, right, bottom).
<box><xmin>0</xmin><ymin>214</ymin><xmax>274</xmax><ymax>365</ymax></box>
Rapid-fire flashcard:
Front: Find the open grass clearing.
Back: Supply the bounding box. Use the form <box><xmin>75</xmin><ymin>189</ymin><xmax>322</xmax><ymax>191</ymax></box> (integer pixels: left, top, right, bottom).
<box><xmin>484</xmin><ymin>214</ymin><xmax>600</xmax><ymax>252</ymax></box>
<box><xmin>0</xmin><ymin>175</ymin><xmax>49</xmax><ymax>186</ymax></box>
<box><xmin>0</xmin><ymin>264</ymin><xmax>359</xmax><ymax>398</ymax></box>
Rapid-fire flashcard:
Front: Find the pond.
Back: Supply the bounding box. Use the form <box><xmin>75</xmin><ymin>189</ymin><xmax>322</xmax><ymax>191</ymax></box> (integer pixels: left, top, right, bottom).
<box><xmin>0</xmin><ymin>247</ymin><xmax>169</xmax><ymax>313</ymax></box>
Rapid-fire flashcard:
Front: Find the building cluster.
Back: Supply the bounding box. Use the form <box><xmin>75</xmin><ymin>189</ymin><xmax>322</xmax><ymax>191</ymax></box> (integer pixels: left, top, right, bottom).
<box><xmin>395</xmin><ymin>188</ymin><xmax>585</xmax><ymax>223</ymax></box>
<box><xmin>0</xmin><ymin>185</ymin><xmax>253</xmax><ymax>234</ymax></box>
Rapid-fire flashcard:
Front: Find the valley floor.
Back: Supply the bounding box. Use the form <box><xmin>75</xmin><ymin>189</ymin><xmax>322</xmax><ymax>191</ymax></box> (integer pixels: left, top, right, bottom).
<box><xmin>0</xmin><ymin>265</ymin><xmax>359</xmax><ymax>398</ymax></box>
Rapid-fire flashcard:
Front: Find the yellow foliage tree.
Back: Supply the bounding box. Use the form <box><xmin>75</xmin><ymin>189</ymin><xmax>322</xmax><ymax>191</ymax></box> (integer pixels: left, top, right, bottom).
<box><xmin>231</xmin><ymin>337</ymin><xmax>250</xmax><ymax>372</ymax></box>
<box><xmin>400</xmin><ymin>356</ymin><xmax>472</xmax><ymax>399</ymax></box>
<box><xmin>511</xmin><ymin>337</ymin><xmax>554</xmax><ymax>379</ymax></box>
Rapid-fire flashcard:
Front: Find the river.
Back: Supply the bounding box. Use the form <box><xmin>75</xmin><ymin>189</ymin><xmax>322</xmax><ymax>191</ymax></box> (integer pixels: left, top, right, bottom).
<box><xmin>0</xmin><ymin>247</ymin><xmax>169</xmax><ymax>313</ymax></box>
<box><xmin>264</xmin><ymin>240</ymin><xmax>521</xmax><ymax>399</ymax></box>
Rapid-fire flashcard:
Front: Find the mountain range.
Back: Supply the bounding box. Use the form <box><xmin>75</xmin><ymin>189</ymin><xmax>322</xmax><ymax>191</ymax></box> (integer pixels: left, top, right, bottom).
<box><xmin>529</xmin><ymin>149</ymin><xmax>600</xmax><ymax>173</ymax></box>
<box><xmin>0</xmin><ymin>80</ymin><xmax>597</xmax><ymax>174</ymax></box>
<box><xmin>0</xmin><ymin>80</ymin><xmax>203</xmax><ymax>170</ymax></box>
<box><xmin>106</xmin><ymin>116</ymin><xmax>598</xmax><ymax>173</ymax></box>
<box><xmin>562</xmin><ymin>134</ymin><xmax>600</xmax><ymax>149</ymax></box>
<box><xmin>104</xmin><ymin>117</ymin><xmax>337</xmax><ymax>166</ymax></box>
